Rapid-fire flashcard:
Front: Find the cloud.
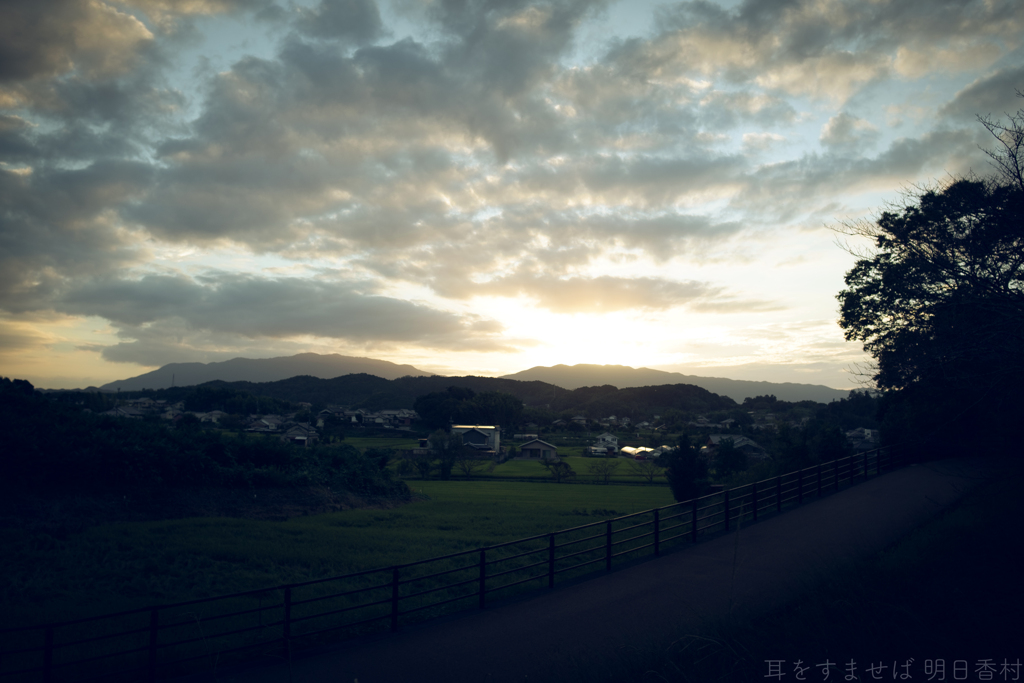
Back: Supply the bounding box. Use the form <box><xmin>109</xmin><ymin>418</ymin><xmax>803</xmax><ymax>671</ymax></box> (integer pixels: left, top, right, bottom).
<box><xmin>294</xmin><ymin>0</ymin><xmax>385</xmax><ymax>45</ymax></box>
<box><xmin>733</xmin><ymin>127</ymin><xmax>985</xmax><ymax>219</ymax></box>
<box><xmin>0</xmin><ymin>319</ymin><xmax>52</xmax><ymax>353</ymax></box>
<box><xmin>439</xmin><ymin>268</ymin><xmax>781</xmax><ymax>315</ymax></box>
<box><xmin>53</xmin><ymin>272</ymin><xmax>516</xmax><ymax>353</ymax></box>
<box><xmin>940</xmin><ymin>65</ymin><xmax>1024</xmax><ymax>122</ymax></box>
<box><xmin>819</xmin><ymin>112</ymin><xmax>878</xmax><ymax>152</ymax></box>
<box><xmin>0</xmin><ymin>162</ymin><xmax>151</xmax><ymax>312</ymax></box>
<box><xmin>699</xmin><ymin>90</ymin><xmax>798</xmax><ymax>129</ymax></box>
<box><xmin>619</xmin><ymin>0</ymin><xmax>1022</xmax><ymax>103</ymax></box>
<box><xmin>0</xmin><ymin>0</ymin><xmax>153</xmax><ymax>85</ymax></box>
<box><xmin>742</xmin><ymin>132</ymin><xmax>785</xmax><ymax>154</ymax></box>
<box><xmin>473</xmin><ymin>273</ymin><xmax>723</xmax><ymax>313</ymax></box>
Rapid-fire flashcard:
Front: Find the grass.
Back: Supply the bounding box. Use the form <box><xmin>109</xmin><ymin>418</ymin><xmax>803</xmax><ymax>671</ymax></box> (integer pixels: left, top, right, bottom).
<box><xmin>343</xmin><ymin>436</ymin><xmax>421</xmax><ymax>451</ymax></box>
<box><xmin>419</xmin><ymin>456</ymin><xmax>669</xmax><ymax>485</ymax></box>
<box><xmin>574</xmin><ymin>459</ymin><xmax>1024</xmax><ymax>683</ymax></box>
<box><xmin>1</xmin><ymin>480</ymin><xmax>673</xmax><ymax>628</ymax></box>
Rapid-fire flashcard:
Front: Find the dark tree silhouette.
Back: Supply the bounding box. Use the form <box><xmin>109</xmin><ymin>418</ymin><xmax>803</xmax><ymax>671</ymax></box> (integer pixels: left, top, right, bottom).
<box><xmin>715</xmin><ymin>438</ymin><xmax>746</xmax><ymax>477</ymax></box>
<box><xmin>836</xmin><ymin>100</ymin><xmax>1024</xmax><ymax>457</ymax></box>
<box><xmin>662</xmin><ymin>439</ymin><xmax>709</xmax><ymax>502</ymax></box>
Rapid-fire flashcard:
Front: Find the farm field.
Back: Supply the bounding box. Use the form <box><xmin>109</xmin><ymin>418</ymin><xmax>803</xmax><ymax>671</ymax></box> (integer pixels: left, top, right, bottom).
<box><xmin>344</xmin><ymin>435</ymin><xmax>420</xmax><ymax>451</ymax></box>
<box><xmin>2</xmin><ymin>480</ymin><xmax>674</xmax><ymax>628</ymax></box>
<box><xmin>407</xmin><ymin>455</ymin><xmax>670</xmax><ymax>485</ymax></box>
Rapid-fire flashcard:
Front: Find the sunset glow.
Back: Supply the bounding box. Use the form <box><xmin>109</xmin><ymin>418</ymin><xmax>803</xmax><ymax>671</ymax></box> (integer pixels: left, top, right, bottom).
<box><xmin>2</xmin><ymin>0</ymin><xmax>1021</xmax><ymax>389</ymax></box>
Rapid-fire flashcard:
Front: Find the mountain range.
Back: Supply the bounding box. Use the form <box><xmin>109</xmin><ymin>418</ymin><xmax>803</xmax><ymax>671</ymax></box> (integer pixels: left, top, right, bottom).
<box><xmin>99</xmin><ymin>354</ymin><xmax>852</xmax><ymax>404</ymax></box>
<box><xmin>99</xmin><ymin>354</ymin><xmax>429</xmax><ymax>392</ymax></box>
<box><xmin>502</xmin><ymin>365</ymin><xmax>850</xmax><ymax>403</ymax></box>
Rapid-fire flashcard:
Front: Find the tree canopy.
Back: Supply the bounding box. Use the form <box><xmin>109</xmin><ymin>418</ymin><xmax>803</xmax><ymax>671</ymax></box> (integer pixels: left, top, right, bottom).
<box><xmin>836</xmin><ymin>100</ymin><xmax>1024</xmax><ymax>456</ymax></box>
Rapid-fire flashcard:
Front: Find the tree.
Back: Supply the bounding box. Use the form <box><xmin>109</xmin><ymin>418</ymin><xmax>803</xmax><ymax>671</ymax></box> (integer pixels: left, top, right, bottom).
<box><xmin>585</xmin><ymin>457</ymin><xmax>620</xmax><ymax>484</ymax></box>
<box><xmin>714</xmin><ymin>438</ymin><xmax>746</xmax><ymax>477</ymax></box>
<box><xmin>414</xmin><ymin>387</ymin><xmax>476</xmax><ymax>429</ymax></box>
<box><xmin>364</xmin><ymin>447</ymin><xmax>394</xmax><ymax>471</ymax></box>
<box><xmin>836</xmin><ymin>100</ymin><xmax>1024</xmax><ymax>457</ymax></box>
<box><xmin>540</xmin><ymin>460</ymin><xmax>576</xmax><ymax>483</ymax></box>
<box><xmin>628</xmin><ymin>458</ymin><xmax>663</xmax><ymax>484</ymax></box>
<box><xmin>428</xmin><ymin>429</ymin><xmax>464</xmax><ymax>480</ymax></box>
<box><xmin>455</xmin><ymin>451</ymin><xmax>493</xmax><ymax>478</ymax></box>
<box><xmin>661</xmin><ymin>439</ymin><xmax>709</xmax><ymax>502</ymax></box>
<box><xmin>413</xmin><ymin>455</ymin><xmax>433</xmax><ymax>480</ymax></box>
<box><xmin>471</xmin><ymin>391</ymin><xmax>524</xmax><ymax>429</ymax></box>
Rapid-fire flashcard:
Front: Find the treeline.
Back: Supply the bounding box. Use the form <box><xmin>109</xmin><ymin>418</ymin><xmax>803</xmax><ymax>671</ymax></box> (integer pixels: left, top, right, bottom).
<box><xmin>414</xmin><ymin>387</ymin><xmax>525</xmax><ymax>429</ymax></box>
<box><xmin>47</xmin><ymin>383</ymin><xmax>298</xmax><ymax>416</ymax></box>
<box><xmin>0</xmin><ymin>378</ymin><xmax>408</xmax><ymax>499</ymax></box>
<box><xmin>548</xmin><ymin>383</ymin><xmax>736</xmax><ymax>419</ymax></box>
<box><xmin>660</xmin><ymin>391</ymin><xmax>881</xmax><ymax>502</ymax></box>
<box><xmin>167</xmin><ymin>374</ymin><xmax>568</xmax><ymax>412</ymax></box>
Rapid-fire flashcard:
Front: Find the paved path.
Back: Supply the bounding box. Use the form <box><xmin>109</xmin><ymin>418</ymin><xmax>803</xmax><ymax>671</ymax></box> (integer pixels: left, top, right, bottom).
<box><xmin>184</xmin><ymin>457</ymin><xmax>999</xmax><ymax>683</ymax></box>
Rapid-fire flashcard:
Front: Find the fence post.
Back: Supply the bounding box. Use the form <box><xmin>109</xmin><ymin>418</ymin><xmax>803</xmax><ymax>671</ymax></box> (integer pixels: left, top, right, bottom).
<box><xmin>863</xmin><ymin>450</ymin><xmax>869</xmax><ymax>481</ymax></box>
<box><xmin>283</xmin><ymin>587</ymin><xmax>292</xmax><ymax>661</ymax></box>
<box><xmin>723</xmin><ymin>490</ymin><xmax>730</xmax><ymax>533</ymax></box>
<box><xmin>776</xmin><ymin>475</ymin><xmax>782</xmax><ymax>512</ymax></box>
<box><xmin>390</xmin><ymin>568</ymin><xmax>400</xmax><ymax>632</ymax></box>
<box><xmin>653</xmin><ymin>509</ymin><xmax>661</xmax><ymax>556</ymax></box>
<box><xmin>691</xmin><ymin>498</ymin><xmax>698</xmax><ymax>542</ymax></box>
<box><xmin>548</xmin><ymin>534</ymin><xmax>555</xmax><ymax>588</ymax></box>
<box><xmin>834</xmin><ymin>458</ymin><xmax>840</xmax><ymax>491</ymax></box>
<box><xmin>478</xmin><ymin>549</ymin><xmax>487</xmax><ymax>609</ymax></box>
<box><xmin>817</xmin><ymin>463</ymin><xmax>822</xmax><ymax>497</ymax></box>
<box><xmin>751</xmin><ymin>482</ymin><xmax>758</xmax><ymax>522</ymax></box>
<box><xmin>148</xmin><ymin>608</ymin><xmax>159</xmax><ymax>682</ymax></box>
<box><xmin>605</xmin><ymin>520</ymin><xmax>613</xmax><ymax>570</ymax></box>
<box><xmin>43</xmin><ymin>626</ymin><xmax>53</xmax><ymax>683</ymax></box>
<box><xmin>798</xmin><ymin>470</ymin><xmax>803</xmax><ymax>504</ymax></box>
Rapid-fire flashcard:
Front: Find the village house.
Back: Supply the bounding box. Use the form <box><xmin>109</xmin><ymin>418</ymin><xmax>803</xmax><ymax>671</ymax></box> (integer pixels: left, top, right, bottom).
<box><xmin>282</xmin><ymin>423</ymin><xmax>319</xmax><ymax>447</ymax></box>
<box><xmin>703</xmin><ymin>435</ymin><xmax>769</xmax><ymax>461</ymax></box>
<box><xmin>101</xmin><ymin>406</ymin><xmax>145</xmax><ymax>419</ymax></box>
<box><xmin>845</xmin><ymin>427</ymin><xmax>880</xmax><ymax>452</ymax></box>
<box><xmin>519</xmin><ymin>438</ymin><xmax>558</xmax><ymax>461</ymax></box>
<box><xmin>588</xmin><ymin>432</ymin><xmax>619</xmax><ymax>455</ymax></box>
<box><xmin>451</xmin><ymin>424</ymin><xmax>501</xmax><ymax>453</ymax></box>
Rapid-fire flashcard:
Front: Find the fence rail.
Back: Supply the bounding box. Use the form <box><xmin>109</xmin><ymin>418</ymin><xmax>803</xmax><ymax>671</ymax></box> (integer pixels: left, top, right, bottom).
<box><xmin>0</xmin><ymin>447</ymin><xmax>905</xmax><ymax>682</ymax></box>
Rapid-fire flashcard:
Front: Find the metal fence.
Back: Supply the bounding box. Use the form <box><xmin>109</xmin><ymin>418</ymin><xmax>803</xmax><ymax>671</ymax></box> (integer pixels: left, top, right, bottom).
<box><xmin>0</xmin><ymin>447</ymin><xmax>906</xmax><ymax>682</ymax></box>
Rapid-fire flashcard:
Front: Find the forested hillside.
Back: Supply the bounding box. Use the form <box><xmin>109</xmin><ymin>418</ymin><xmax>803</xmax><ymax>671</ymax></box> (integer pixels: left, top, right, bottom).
<box><xmin>126</xmin><ymin>374</ymin><xmax>739</xmax><ymax>421</ymax></box>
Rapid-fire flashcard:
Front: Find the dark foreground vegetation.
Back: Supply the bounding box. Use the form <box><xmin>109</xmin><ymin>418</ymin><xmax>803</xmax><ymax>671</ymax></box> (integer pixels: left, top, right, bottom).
<box><xmin>836</xmin><ymin>102</ymin><xmax>1024</xmax><ymax>462</ymax></box>
<box><xmin>0</xmin><ymin>377</ymin><xmax>409</xmax><ymax>500</ymax></box>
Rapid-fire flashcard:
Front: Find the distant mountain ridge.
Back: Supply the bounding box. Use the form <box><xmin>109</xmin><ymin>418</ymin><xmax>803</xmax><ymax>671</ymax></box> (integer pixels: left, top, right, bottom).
<box><xmin>100</xmin><ymin>354</ymin><xmax>852</xmax><ymax>403</ymax></box>
<box><xmin>100</xmin><ymin>354</ymin><xmax>430</xmax><ymax>392</ymax></box>
<box><xmin>501</xmin><ymin>364</ymin><xmax>850</xmax><ymax>404</ymax></box>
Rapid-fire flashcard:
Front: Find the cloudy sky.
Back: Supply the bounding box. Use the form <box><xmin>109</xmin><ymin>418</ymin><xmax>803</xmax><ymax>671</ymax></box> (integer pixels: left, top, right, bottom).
<box><xmin>2</xmin><ymin>0</ymin><xmax>1022</xmax><ymax>390</ymax></box>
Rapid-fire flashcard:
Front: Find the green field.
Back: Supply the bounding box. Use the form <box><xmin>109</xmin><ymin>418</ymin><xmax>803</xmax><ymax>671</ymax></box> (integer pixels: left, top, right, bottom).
<box><xmin>344</xmin><ymin>436</ymin><xmax>421</xmax><ymax>451</ymax></box>
<box><xmin>2</xmin><ymin>480</ymin><xmax>674</xmax><ymax>627</ymax></box>
<box><xmin>415</xmin><ymin>455</ymin><xmax>669</xmax><ymax>485</ymax></box>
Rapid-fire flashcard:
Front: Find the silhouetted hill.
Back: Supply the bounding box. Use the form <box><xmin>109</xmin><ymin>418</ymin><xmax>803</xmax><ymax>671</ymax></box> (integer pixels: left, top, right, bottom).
<box><xmin>201</xmin><ymin>374</ymin><xmax>571</xmax><ymax>411</ymax></box>
<box><xmin>194</xmin><ymin>374</ymin><xmax>737</xmax><ymax>420</ymax></box>
<box><xmin>100</xmin><ymin>354</ymin><xmax>430</xmax><ymax>391</ymax></box>
<box><xmin>501</xmin><ymin>364</ymin><xmax>849</xmax><ymax>403</ymax></box>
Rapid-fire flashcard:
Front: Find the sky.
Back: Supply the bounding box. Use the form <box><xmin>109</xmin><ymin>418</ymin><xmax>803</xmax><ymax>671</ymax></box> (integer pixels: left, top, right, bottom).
<box><xmin>1</xmin><ymin>0</ymin><xmax>1022</xmax><ymax>390</ymax></box>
